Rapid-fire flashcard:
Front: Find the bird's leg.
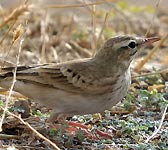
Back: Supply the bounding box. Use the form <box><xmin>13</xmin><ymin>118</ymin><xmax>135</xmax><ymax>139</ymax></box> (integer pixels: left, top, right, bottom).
<box><xmin>48</xmin><ymin>112</ymin><xmax>89</xmax><ymax>129</ymax></box>
<box><xmin>48</xmin><ymin>111</ymin><xmax>88</xmax><ymax>128</ymax></box>
<box><xmin>46</xmin><ymin>112</ymin><xmax>68</xmax><ymax>130</ymax></box>
<box><xmin>67</xmin><ymin>121</ymin><xmax>113</xmax><ymax>139</ymax></box>
<box><xmin>46</xmin><ymin>112</ymin><xmax>97</xmax><ymax>139</ymax></box>
<box><xmin>47</xmin><ymin>112</ymin><xmax>112</xmax><ymax>139</ymax></box>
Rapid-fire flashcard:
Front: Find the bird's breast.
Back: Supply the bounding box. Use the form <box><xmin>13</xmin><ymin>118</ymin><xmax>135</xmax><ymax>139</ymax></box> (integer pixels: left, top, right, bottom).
<box><xmin>104</xmin><ymin>69</ymin><xmax>131</xmax><ymax>108</ymax></box>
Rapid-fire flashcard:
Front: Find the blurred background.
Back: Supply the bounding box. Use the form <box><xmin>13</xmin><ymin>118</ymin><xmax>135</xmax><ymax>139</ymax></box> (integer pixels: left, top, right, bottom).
<box><xmin>0</xmin><ymin>0</ymin><xmax>167</xmax><ymax>68</ymax></box>
<box><xmin>0</xmin><ymin>1</ymin><xmax>167</xmax><ymax>149</ymax></box>
<box><xmin>1</xmin><ymin>0</ymin><xmax>168</xmax><ymax>8</ymax></box>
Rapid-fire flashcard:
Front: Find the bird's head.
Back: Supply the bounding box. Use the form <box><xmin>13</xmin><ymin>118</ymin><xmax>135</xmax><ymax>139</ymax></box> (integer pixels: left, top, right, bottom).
<box><xmin>94</xmin><ymin>35</ymin><xmax>160</xmax><ymax>70</ymax></box>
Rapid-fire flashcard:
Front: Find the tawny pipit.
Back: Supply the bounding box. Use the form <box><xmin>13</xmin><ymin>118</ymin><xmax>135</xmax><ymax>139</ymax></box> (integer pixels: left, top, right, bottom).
<box><xmin>0</xmin><ymin>35</ymin><xmax>159</xmax><ymax>122</ymax></box>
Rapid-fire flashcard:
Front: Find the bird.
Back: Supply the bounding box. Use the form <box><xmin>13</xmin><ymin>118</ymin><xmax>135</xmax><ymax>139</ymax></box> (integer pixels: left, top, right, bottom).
<box><xmin>0</xmin><ymin>35</ymin><xmax>160</xmax><ymax>123</ymax></box>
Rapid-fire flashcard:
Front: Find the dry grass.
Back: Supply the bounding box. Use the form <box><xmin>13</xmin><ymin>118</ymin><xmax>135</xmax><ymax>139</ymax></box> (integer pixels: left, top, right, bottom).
<box><xmin>0</xmin><ymin>1</ymin><xmax>167</xmax><ymax>149</ymax></box>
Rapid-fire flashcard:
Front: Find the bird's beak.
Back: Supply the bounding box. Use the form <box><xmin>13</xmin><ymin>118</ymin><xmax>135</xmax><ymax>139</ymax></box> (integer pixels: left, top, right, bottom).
<box><xmin>141</xmin><ymin>37</ymin><xmax>160</xmax><ymax>46</ymax></box>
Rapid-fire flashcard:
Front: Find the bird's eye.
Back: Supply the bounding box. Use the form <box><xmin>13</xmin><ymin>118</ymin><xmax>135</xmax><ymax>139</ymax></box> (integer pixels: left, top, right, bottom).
<box><xmin>128</xmin><ymin>41</ymin><xmax>136</xmax><ymax>49</ymax></box>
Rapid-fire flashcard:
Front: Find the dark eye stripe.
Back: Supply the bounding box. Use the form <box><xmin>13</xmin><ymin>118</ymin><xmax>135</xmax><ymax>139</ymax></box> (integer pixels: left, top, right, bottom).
<box><xmin>120</xmin><ymin>46</ymin><xmax>128</xmax><ymax>49</ymax></box>
<box><xmin>120</xmin><ymin>44</ymin><xmax>138</xmax><ymax>50</ymax></box>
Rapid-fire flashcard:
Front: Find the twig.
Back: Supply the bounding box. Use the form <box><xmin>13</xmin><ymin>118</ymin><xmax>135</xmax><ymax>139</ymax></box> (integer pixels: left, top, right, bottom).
<box><xmin>0</xmin><ymin>4</ymin><xmax>30</xmax><ymax>29</ymax></box>
<box><xmin>97</xmin><ymin>12</ymin><xmax>109</xmax><ymax>45</ymax></box>
<box><xmin>132</xmin><ymin>69</ymin><xmax>168</xmax><ymax>79</ymax></box>
<box><xmin>145</xmin><ymin>104</ymin><xmax>168</xmax><ymax>143</ymax></box>
<box><xmin>0</xmin><ymin>32</ymin><xmax>61</xmax><ymax>150</ymax></box>
<box><xmin>46</xmin><ymin>0</ymin><xmax>116</xmax><ymax>9</ymax></box>
<box><xmin>90</xmin><ymin>4</ymin><xmax>97</xmax><ymax>54</ymax></box>
<box><xmin>3</xmin><ymin>109</ymin><xmax>61</xmax><ymax>150</ymax></box>
<box><xmin>40</xmin><ymin>10</ymin><xmax>48</xmax><ymax>63</ymax></box>
<box><xmin>134</xmin><ymin>33</ymin><xmax>168</xmax><ymax>73</ymax></box>
<box><xmin>0</xmin><ymin>134</ymin><xmax>20</xmax><ymax>139</ymax></box>
<box><xmin>0</xmin><ymin>59</ymin><xmax>15</xmax><ymax>67</ymax></box>
<box><xmin>69</xmin><ymin>41</ymin><xmax>92</xmax><ymax>57</ymax></box>
<box><xmin>81</xmin><ymin>0</ymin><xmax>97</xmax><ymax>54</ymax></box>
<box><xmin>0</xmin><ymin>37</ymin><xmax>24</xmax><ymax>132</ymax></box>
<box><xmin>0</xmin><ymin>37</ymin><xmax>61</xmax><ymax>149</ymax></box>
<box><xmin>9</xmin><ymin>145</ymin><xmax>45</xmax><ymax>150</ymax></box>
<box><xmin>0</xmin><ymin>105</ymin><xmax>61</xmax><ymax>150</ymax></box>
<box><xmin>0</xmin><ymin>20</ymin><xmax>16</xmax><ymax>46</ymax></box>
<box><xmin>145</xmin><ymin>0</ymin><xmax>161</xmax><ymax>37</ymax></box>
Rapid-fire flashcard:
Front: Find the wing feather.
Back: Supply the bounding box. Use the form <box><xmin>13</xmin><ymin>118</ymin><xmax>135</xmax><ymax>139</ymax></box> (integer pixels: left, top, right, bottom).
<box><xmin>0</xmin><ymin>62</ymin><xmax>113</xmax><ymax>94</ymax></box>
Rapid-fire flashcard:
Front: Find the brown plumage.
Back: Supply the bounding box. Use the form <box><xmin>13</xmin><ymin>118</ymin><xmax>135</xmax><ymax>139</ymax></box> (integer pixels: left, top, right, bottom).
<box><xmin>0</xmin><ymin>35</ymin><xmax>160</xmax><ymax>122</ymax></box>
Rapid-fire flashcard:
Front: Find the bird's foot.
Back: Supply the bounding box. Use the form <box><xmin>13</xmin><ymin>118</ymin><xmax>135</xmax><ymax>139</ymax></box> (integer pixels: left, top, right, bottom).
<box><xmin>48</xmin><ymin>119</ymin><xmax>112</xmax><ymax>140</ymax></box>
<box><xmin>48</xmin><ymin>112</ymin><xmax>112</xmax><ymax>140</ymax></box>
<box><xmin>66</xmin><ymin>121</ymin><xmax>112</xmax><ymax>140</ymax></box>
